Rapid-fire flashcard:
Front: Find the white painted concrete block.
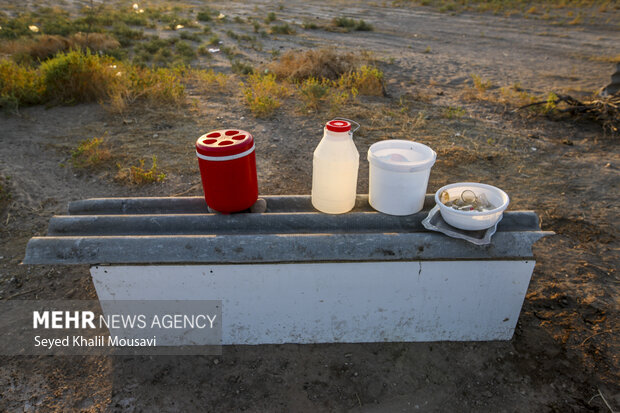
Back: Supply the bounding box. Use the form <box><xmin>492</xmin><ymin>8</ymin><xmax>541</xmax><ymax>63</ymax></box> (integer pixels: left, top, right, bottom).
<box><xmin>91</xmin><ymin>260</ymin><xmax>535</xmax><ymax>344</ymax></box>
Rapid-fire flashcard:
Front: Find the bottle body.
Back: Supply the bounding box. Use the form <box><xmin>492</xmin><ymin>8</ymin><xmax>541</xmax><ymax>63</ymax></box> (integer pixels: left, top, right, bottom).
<box><xmin>311</xmin><ymin>128</ymin><xmax>359</xmax><ymax>214</ymax></box>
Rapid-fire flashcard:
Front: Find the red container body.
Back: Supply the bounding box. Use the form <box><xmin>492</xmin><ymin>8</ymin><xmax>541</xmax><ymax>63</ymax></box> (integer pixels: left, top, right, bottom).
<box><xmin>196</xmin><ymin>129</ymin><xmax>258</xmax><ymax>213</ymax></box>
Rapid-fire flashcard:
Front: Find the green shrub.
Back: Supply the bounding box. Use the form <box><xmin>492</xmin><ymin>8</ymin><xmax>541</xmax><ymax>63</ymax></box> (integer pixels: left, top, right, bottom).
<box><xmin>71</xmin><ymin>137</ymin><xmax>111</xmax><ymax>168</ymax></box>
<box><xmin>39</xmin><ymin>50</ymin><xmax>119</xmax><ymax>104</ymax></box>
<box><xmin>116</xmin><ymin>156</ymin><xmax>165</xmax><ymax>184</ymax></box>
<box><xmin>179</xmin><ymin>31</ymin><xmax>201</xmax><ymax>42</ymax></box>
<box><xmin>111</xmin><ymin>22</ymin><xmax>144</xmax><ymax>46</ymax></box>
<box><xmin>175</xmin><ymin>41</ymin><xmax>196</xmax><ymax>61</ymax></box>
<box><xmin>299</xmin><ymin>77</ymin><xmax>329</xmax><ymax>111</ymax></box>
<box><xmin>243</xmin><ymin>72</ymin><xmax>287</xmax><ymax>117</ymax></box>
<box><xmin>332</xmin><ymin>17</ymin><xmax>373</xmax><ymax>32</ymax></box>
<box><xmin>231</xmin><ymin>60</ymin><xmax>254</xmax><ymax>75</ymax></box>
<box><xmin>197</xmin><ymin>10</ymin><xmax>212</xmax><ymax>22</ymax></box>
<box><xmin>265</xmin><ymin>12</ymin><xmax>277</xmax><ymax>23</ymax></box>
<box><xmin>270</xmin><ymin>23</ymin><xmax>296</xmax><ymax>35</ymax></box>
<box><xmin>0</xmin><ymin>59</ymin><xmax>43</xmax><ymax>110</ymax></box>
<box><xmin>337</xmin><ymin>65</ymin><xmax>384</xmax><ymax>96</ymax></box>
<box><xmin>208</xmin><ymin>34</ymin><xmax>220</xmax><ymax>45</ymax></box>
<box><xmin>443</xmin><ymin>106</ymin><xmax>466</xmax><ymax>119</ymax></box>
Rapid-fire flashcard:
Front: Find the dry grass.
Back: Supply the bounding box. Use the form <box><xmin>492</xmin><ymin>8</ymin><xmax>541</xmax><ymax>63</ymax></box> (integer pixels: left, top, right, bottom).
<box><xmin>107</xmin><ymin>66</ymin><xmax>185</xmax><ymax>114</ymax></box>
<box><xmin>189</xmin><ymin>69</ymin><xmax>229</xmax><ymax>95</ymax></box>
<box><xmin>461</xmin><ymin>73</ymin><xmax>493</xmax><ymax>101</ymax></box>
<box><xmin>590</xmin><ymin>54</ymin><xmax>620</xmax><ymax>63</ymax></box>
<box><xmin>269</xmin><ymin>49</ymin><xmax>356</xmax><ymax>81</ymax></box>
<box><xmin>0</xmin><ymin>33</ymin><xmax>120</xmax><ymax>62</ymax></box>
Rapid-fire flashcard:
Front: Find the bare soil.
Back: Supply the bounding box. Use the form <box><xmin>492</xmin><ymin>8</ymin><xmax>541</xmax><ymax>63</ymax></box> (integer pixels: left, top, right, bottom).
<box><xmin>1</xmin><ymin>1</ymin><xmax>619</xmax><ymax>411</ymax></box>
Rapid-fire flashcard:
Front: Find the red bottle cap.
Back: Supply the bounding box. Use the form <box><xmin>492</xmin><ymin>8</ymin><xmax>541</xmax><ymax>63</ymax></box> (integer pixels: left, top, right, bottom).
<box><xmin>196</xmin><ymin>129</ymin><xmax>254</xmax><ymax>158</ymax></box>
<box><xmin>325</xmin><ymin>120</ymin><xmax>351</xmax><ymax>133</ymax></box>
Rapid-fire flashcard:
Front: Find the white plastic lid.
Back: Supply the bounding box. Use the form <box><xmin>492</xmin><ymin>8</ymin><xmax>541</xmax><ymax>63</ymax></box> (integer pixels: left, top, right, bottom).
<box><xmin>368</xmin><ymin>140</ymin><xmax>436</xmax><ymax>172</ymax></box>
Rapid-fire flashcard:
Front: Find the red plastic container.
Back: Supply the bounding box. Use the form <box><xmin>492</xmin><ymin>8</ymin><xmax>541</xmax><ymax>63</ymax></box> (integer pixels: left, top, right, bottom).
<box><xmin>196</xmin><ymin>129</ymin><xmax>258</xmax><ymax>213</ymax></box>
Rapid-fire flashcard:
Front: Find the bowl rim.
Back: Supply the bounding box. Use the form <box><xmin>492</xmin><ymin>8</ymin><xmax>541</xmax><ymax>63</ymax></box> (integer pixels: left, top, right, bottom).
<box><xmin>435</xmin><ymin>182</ymin><xmax>509</xmax><ymax>216</ymax></box>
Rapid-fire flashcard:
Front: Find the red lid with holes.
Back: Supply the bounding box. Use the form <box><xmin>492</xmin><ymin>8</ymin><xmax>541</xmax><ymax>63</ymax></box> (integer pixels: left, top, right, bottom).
<box><xmin>196</xmin><ymin>129</ymin><xmax>255</xmax><ymax>157</ymax></box>
<box><xmin>325</xmin><ymin>120</ymin><xmax>351</xmax><ymax>133</ymax></box>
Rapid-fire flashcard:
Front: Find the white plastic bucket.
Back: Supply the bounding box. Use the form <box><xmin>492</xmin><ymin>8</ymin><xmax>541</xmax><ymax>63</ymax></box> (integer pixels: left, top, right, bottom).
<box><xmin>368</xmin><ymin>140</ymin><xmax>436</xmax><ymax>216</ymax></box>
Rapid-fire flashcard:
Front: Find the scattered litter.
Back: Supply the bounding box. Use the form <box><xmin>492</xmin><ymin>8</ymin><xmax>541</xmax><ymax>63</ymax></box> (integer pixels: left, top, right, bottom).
<box><xmin>208</xmin><ymin>48</ymin><xmax>220</xmax><ymax>53</ymax></box>
<box><xmin>28</xmin><ymin>25</ymin><xmax>39</xmax><ymax>32</ymax></box>
<box><xmin>175</xmin><ymin>24</ymin><xmax>184</xmax><ymax>30</ymax></box>
<box><xmin>218</xmin><ymin>13</ymin><xmax>226</xmax><ymax>19</ymax></box>
<box><xmin>132</xmin><ymin>3</ymin><xmax>139</xmax><ymax>10</ymax></box>
<box><xmin>531</xmin><ymin>147</ymin><xmax>537</xmax><ymax>151</ymax></box>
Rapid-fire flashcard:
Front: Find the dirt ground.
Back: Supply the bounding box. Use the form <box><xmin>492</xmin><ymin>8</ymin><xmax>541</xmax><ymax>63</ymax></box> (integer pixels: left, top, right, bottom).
<box><xmin>1</xmin><ymin>0</ymin><xmax>619</xmax><ymax>411</ymax></box>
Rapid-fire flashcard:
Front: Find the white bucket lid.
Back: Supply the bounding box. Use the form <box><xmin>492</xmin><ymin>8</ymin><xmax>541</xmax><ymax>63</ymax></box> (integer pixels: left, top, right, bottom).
<box><xmin>368</xmin><ymin>140</ymin><xmax>436</xmax><ymax>172</ymax></box>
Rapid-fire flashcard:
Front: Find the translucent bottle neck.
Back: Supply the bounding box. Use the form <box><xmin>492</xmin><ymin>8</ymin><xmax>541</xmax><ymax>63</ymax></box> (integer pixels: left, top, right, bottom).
<box><xmin>324</xmin><ymin>128</ymin><xmax>352</xmax><ymax>141</ymax></box>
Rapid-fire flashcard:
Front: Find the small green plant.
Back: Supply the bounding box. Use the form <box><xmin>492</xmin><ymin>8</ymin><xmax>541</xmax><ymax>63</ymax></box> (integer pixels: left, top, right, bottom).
<box><xmin>197</xmin><ymin>44</ymin><xmax>211</xmax><ymax>56</ymax></box>
<box><xmin>71</xmin><ymin>137</ymin><xmax>111</xmax><ymax>168</ymax></box>
<box><xmin>117</xmin><ymin>156</ymin><xmax>165</xmax><ymax>184</ymax></box>
<box><xmin>470</xmin><ymin>73</ymin><xmax>492</xmax><ymax>92</ymax></box>
<box><xmin>242</xmin><ymin>72</ymin><xmax>287</xmax><ymax>117</ymax></box>
<box><xmin>423</xmin><ymin>46</ymin><xmax>431</xmax><ymax>53</ymax></box>
<box><xmin>111</xmin><ymin>22</ymin><xmax>144</xmax><ymax>47</ymax></box>
<box><xmin>543</xmin><ymin>91</ymin><xmax>558</xmax><ymax>114</ymax></box>
<box><xmin>196</xmin><ymin>10</ymin><xmax>212</xmax><ymax>22</ymax></box>
<box><xmin>208</xmin><ymin>34</ymin><xmax>220</xmax><ymax>45</ymax></box>
<box><xmin>302</xmin><ymin>21</ymin><xmax>319</xmax><ymax>29</ymax></box>
<box><xmin>270</xmin><ymin>23</ymin><xmax>296</xmax><ymax>35</ymax></box>
<box><xmin>226</xmin><ymin>30</ymin><xmax>240</xmax><ymax>40</ymax></box>
<box><xmin>337</xmin><ymin>65</ymin><xmax>384</xmax><ymax>96</ymax></box>
<box><xmin>191</xmin><ymin>69</ymin><xmax>228</xmax><ymax>92</ymax></box>
<box><xmin>175</xmin><ymin>41</ymin><xmax>196</xmax><ymax>62</ymax></box>
<box><xmin>179</xmin><ymin>31</ymin><xmax>201</xmax><ymax>42</ymax></box>
<box><xmin>443</xmin><ymin>106</ymin><xmax>466</xmax><ymax>119</ymax></box>
<box><xmin>332</xmin><ymin>17</ymin><xmax>373</xmax><ymax>32</ymax></box>
<box><xmin>231</xmin><ymin>60</ymin><xmax>254</xmax><ymax>75</ymax></box>
<box><xmin>299</xmin><ymin>77</ymin><xmax>330</xmax><ymax>111</ymax></box>
<box><xmin>265</xmin><ymin>12</ymin><xmax>277</xmax><ymax>23</ymax></box>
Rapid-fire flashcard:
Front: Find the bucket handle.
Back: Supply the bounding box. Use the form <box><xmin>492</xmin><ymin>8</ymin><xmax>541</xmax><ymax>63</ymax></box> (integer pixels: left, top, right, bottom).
<box><xmin>333</xmin><ymin>117</ymin><xmax>360</xmax><ymax>134</ymax></box>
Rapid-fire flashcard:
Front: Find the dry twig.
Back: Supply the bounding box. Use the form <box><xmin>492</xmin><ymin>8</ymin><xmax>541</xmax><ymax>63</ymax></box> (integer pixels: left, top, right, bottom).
<box><xmin>515</xmin><ymin>93</ymin><xmax>620</xmax><ymax>133</ymax></box>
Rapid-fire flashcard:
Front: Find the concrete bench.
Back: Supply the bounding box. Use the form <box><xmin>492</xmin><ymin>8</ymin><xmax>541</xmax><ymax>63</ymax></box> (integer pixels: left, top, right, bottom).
<box><xmin>24</xmin><ymin>195</ymin><xmax>551</xmax><ymax>344</ymax></box>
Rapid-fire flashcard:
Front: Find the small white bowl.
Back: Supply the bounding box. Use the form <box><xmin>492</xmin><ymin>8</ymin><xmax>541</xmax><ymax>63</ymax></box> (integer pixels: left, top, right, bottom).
<box><xmin>435</xmin><ymin>183</ymin><xmax>509</xmax><ymax>231</ymax></box>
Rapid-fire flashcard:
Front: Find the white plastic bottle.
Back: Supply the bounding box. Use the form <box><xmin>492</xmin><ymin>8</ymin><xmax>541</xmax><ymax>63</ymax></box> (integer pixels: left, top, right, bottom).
<box><xmin>311</xmin><ymin>119</ymin><xmax>359</xmax><ymax>214</ymax></box>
